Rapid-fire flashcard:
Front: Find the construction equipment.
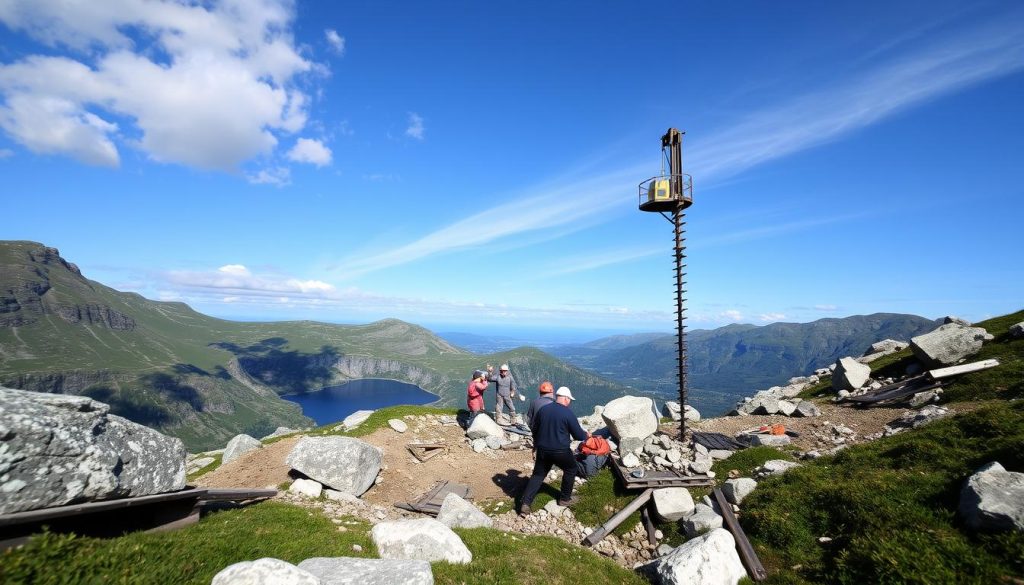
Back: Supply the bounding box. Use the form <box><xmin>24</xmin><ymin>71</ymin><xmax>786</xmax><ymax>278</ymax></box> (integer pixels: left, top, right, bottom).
<box><xmin>638</xmin><ymin>128</ymin><xmax>694</xmax><ymax>440</ymax></box>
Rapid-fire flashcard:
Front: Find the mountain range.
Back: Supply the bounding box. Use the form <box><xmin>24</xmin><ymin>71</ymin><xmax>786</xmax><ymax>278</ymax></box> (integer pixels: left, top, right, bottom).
<box><xmin>549</xmin><ymin>315</ymin><xmax>940</xmax><ymax>415</ymax></box>
<box><xmin>0</xmin><ymin>241</ymin><xmax>631</xmax><ymax>451</ymax></box>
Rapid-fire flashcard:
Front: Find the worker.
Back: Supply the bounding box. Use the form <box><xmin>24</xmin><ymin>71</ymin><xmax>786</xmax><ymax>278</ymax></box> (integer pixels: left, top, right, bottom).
<box><xmin>519</xmin><ymin>387</ymin><xmax>589</xmax><ymax>515</ymax></box>
<box><xmin>525</xmin><ymin>380</ymin><xmax>555</xmax><ymax>431</ymax></box>
<box><xmin>466</xmin><ymin>369</ymin><xmax>488</xmax><ymax>427</ymax></box>
<box><xmin>486</xmin><ymin>363</ymin><xmax>518</xmax><ymax>425</ymax></box>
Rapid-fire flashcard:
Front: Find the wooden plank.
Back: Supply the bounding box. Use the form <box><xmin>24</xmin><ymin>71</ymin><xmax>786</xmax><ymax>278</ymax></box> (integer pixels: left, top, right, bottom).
<box><xmin>693</xmin><ymin>431</ymin><xmax>745</xmax><ymax>451</ymax></box>
<box><xmin>583</xmin><ymin>488</ymin><xmax>654</xmax><ymax>547</ymax></box>
<box><xmin>713</xmin><ymin>488</ymin><xmax>767</xmax><ymax>582</ymax></box>
<box><xmin>929</xmin><ymin>359</ymin><xmax>1000</xmax><ymax>380</ymax></box>
<box><xmin>848</xmin><ymin>381</ymin><xmax>943</xmax><ymax>405</ymax></box>
<box><xmin>199</xmin><ymin>488</ymin><xmax>277</xmax><ymax>502</ymax></box>
<box><xmin>0</xmin><ymin>488</ymin><xmax>208</xmax><ymax>527</ymax></box>
<box><xmin>393</xmin><ymin>481</ymin><xmax>470</xmax><ymax>516</ymax></box>
<box><xmin>407</xmin><ymin>443</ymin><xmax>448</xmax><ymax>462</ymax></box>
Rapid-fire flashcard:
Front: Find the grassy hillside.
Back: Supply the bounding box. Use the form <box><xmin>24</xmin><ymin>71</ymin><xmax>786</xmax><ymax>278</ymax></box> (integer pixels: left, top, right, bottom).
<box><xmin>739</xmin><ymin>309</ymin><xmax>1024</xmax><ymax>584</ymax></box>
<box><xmin>0</xmin><ymin>241</ymin><xmax>631</xmax><ymax>451</ymax></box>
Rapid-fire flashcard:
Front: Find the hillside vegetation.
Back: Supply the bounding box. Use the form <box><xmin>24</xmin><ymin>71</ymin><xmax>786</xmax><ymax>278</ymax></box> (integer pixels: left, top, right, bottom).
<box><xmin>553</xmin><ymin>313</ymin><xmax>939</xmax><ymax>415</ymax></box>
<box><xmin>0</xmin><ymin>241</ymin><xmax>630</xmax><ymax>451</ymax></box>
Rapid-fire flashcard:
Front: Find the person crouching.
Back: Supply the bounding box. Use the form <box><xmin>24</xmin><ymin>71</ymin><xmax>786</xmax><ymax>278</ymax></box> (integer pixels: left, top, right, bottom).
<box><xmin>519</xmin><ymin>387</ymin><xmax>590</xmax><ymax>515</ymax></box>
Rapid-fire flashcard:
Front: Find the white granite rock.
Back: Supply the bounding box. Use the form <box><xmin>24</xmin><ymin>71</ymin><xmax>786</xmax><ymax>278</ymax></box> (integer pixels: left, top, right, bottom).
<box><xmin>911</xmin><ymin>323</ymin><xmax>989</xmax><ymax>367</ymax></box>
<box><xmin>298</xmin><ymin>557</ymin><xmax>433</xmax><ymax>585</ymax></box>
<box><xmin>652</xmin><ymin>487</ymin><xmax>695</xmax><ymax>522</ymax></box>
<box><xmin>833</xmin><ymin>357</ymin><xmax>871</xmax><ymax>391</ymax></box>
<box><xmin>436</xmin><ymin>493</ymin><xmax>493</xmax><ymax>529</ymax></box>
<box><xmin>212</xmin><ymin>558</ymin><xmax>320</xmax><ymax>585</ymax></box>
<box><xmin>722</xmin><ymin>478</ymin><xmax>757</xmax><ymax>504</ymax></box>
<box><xmin>657</xmin><ymin>528</ymin><xmax>746</xmax><ymax>585</ymax></box>
<box><xmin>466</xmin><ymin>413</ymin><xmax>504</xmax><ymax>440</ymax></box>
<box><xmin>223</xmin><ymin>434</ymin><xmax>262</xmax><ymax>465</ymax></box>
<box><xmin>959</xmin><ymin>461</ymin><xmax>1024</xmax><ymax>532</ymax></box>
<box><xmin>371</xmin><ymin>518</ymin><xmax>472</xmax><ymax>564</ymax></box>
<box><xmin>388</xmin><ymin>419</ymin><xmax>408</xmax><ymax>433</ymax></box>
<box><xmin>343</xmin><ymin>410</ymin><xmax>375</xmax><ymax>428</ymax></box>
<box><xmin>601</xmin><ymin>396</ymin><xmax>659</xmax><ymax>441</ymax></box>
<box><xmin>289</xmin><ymin>478</ymin><xmax>323</xmax><ymax>499</ymax></box>
<box><xmin>286</xmin><ymin>436</ymin><xmax>382</xmax><ymax>496</ymax></box>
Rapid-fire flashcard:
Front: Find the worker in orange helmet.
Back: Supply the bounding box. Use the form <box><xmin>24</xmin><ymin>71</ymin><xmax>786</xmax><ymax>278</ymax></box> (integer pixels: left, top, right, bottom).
<box><xmin>525</xmin><ymin>380</ymin><xmax>555</xmax><ymax>432</ymax></box>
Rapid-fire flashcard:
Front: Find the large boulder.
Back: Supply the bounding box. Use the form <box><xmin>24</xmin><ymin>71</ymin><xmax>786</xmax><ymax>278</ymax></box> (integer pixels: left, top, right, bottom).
<box><xmin>601</xmin><ymin>396</ymin><xmax>658</xmax><ymax>441</ymax></box>
<box><xmin>436</xmin><ymin>493</ymin><xmax>492</xmax><ymax>529</ymax></box>
<box><xmin>370</xmin><ymin>518</ymin><xmax>472</xmax><ymax>564</ymax></box>
<box><xmin>222</xmin><ymin>434</ymin><xmax>262</xmax><ymax>465</ymax></box>
<box><xmin>832</xmin><ymin>357</ymin><xmax>871</xmax><ymax>391</ymax></box>
<box><xmin>212</xmin><ymin>558</ymin><xmax>320</xmax><ymax>585</ymax></box>
<box><xmin>867</xmin><ymin>339</ymin><xmax>908</xmax><ymax>355</ymax></box>
<box><xmin>465</xmin><ymin>413</ymin><xmax>504</xmax><ymax>440</ymax></box>
<box><xmin>662</xmin><ymin>401</ymin><xmax>682</xmax><ymax>421</ymax></box>
<box><xmin>298</xmin><ymin>557</ymin><xmax>433</xmax><ymax>585</ymax></box>
<box><xmin>1010</xmin><ymin>321</ymin><xmax>1024</xmax><ymax>339</ymax></box>
<box><xmin>959</xmin><ymin>462</ymin><xmax>1024</xmax><ymax>532</ymax></box>
<box><xmin>652</xmin><ymin>487</ymin><xmax>695</xmax><ymax>522</ymax></box>
<box><xmin>0</xmin><ymin>387</ymin><xmax>186</xmax><ymax>515</ymax></box>
<box><xmin>910</xmin><ymin>323</ymin><xmax>989</xmax><ymax>367</ymax></box>
<box><xmin>286</xmin><ymin>437</ymin><xmax>382</xmax><ymax>496</ymax></box>
<box><xmin>657</xmin><ymin>528</ymin><xmax>747</xmax><ymax>585</ymax></box>
<box><xmin>748</xmin><ymin>393</ymin><xmax>780</xmax><ymax>415</ymax></box>
<box><xmin>792</xmin><ymin>400</ymin><xmax>821</xmax><ymax>417</ymax></box>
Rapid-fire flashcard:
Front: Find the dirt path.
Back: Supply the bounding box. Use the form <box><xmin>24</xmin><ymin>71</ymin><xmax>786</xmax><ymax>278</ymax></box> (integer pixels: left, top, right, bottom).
<box><xmin>196</xmin><ymin>416</ymin><xmax>536</xmax><ymax>505</ymax></box>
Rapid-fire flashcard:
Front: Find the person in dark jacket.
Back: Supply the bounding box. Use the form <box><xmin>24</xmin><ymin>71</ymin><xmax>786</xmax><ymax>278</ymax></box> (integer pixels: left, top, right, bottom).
<box><xmin>525</xmin><ymin>380</ymin><xmax>555</xmax><ymax>431</ymax></box>
<box><xmin>519</xmin><ymin>387</ymin><xmax>589</xmax><ymax>514</ymax></box>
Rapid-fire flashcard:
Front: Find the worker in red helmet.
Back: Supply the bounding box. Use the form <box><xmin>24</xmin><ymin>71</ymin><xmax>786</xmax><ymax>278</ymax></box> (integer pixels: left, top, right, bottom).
<box><xmin>525</xmin><ymin>380</ymin><xmax>555</xmax><ymax>431</ymax></box>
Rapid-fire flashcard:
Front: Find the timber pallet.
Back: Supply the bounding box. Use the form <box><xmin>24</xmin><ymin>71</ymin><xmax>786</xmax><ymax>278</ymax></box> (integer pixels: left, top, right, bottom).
<box><xmin>406</xmin><ymin>442</ymin><xmax>448</xmax><ymax>462</ymax></box>
<box><xmin>692</xmin><ymin>431</ymin><xmax>746</xmax><ymax>452</ymax></box>
<box><xmin>610</xmin><ymin>454</ymin><xmax>715</xmax><ymax>489</ymax></box>
<box><xmin>394</xmin><ymin>480</ymin><xmax>470</xmax><ymax>516</ymax></box>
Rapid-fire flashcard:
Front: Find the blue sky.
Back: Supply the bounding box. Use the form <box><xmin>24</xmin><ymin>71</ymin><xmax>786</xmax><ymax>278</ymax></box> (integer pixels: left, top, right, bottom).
<box><xmin>1</xmin><ymin>0</ymin><xmax>1022</xmax><ymax>334</ymax></box>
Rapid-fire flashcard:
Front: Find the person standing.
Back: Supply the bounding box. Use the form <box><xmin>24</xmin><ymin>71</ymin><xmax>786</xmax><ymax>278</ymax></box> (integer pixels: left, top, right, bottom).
<box><xmin>486</xmin><ymin>363</ymin><xmax>518</xmax><ymax>425</ymax></box>
<box><xmin>526</xmin><ymin>380</ymin><xmax>555</xmax><ymax>431</ymax></box>
<box><xmin>519</xmin><ymin>387</ymin><xmax>589</xmax><ymax>514</ymax></box>
<box><xmin>466</xmin><ymin>370</ymin><xmax>488</xmax><ymax>426</ymax></box>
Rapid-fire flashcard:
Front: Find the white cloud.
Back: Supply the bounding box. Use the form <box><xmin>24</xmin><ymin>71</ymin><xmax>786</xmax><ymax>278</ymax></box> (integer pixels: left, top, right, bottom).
<box><xmin>167</xmin><ymin>265</ymin><xmax>336</xmax><ymax>296</ymax></box>
<box><xmin>758</xmin><ymin>312</ymin><xmax>787</xmax><ymax>322</ymax></box>
<box><xmin>287</xmin><ymin>138</ymin><xmax>332</xmax><ymax>167</ymax></box>
<box><xmin>325</xmin><ymin>29</ymin><xmax>345</xmax><ymax>55</ymax></box>
<box><xmin>720</xmin><ymin>310</ymin><xmax>744</xmax><ymax>322</ymax></box>
<box><xmin>247</xmin><ymin>166</ymin><xmax>291</xmax><ymax>186</ymax></box>
<box><xmin>814</xmin><ymin>304</ymin><xmax>838</xmax><ymax>312</ymax></box>
<box><xmin>0</xmin><ymin>0</ymin><xmax>319</xmax><ymax>171</ymax></box>
<box><xmin>405</xmin><ymin>112</ymin><xmax>425</xmax><ymax>140</ymax></box>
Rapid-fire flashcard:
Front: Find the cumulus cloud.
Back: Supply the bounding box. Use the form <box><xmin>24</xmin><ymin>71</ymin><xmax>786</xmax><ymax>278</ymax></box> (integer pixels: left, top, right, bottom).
<box><xmin>405</xmin><ymin>112</ymin><xmax>425</xmax><ymax>140</ymax></box>
<box><xmin>0</xmin><ymin>0</ymin><xmax>318</xmax><ymax>171</ymax></box>
<box><xmin>325</xmin><ymin>29</ymin><xmax>345</xmax><ymax>55</ymax></box>
<box><xmin>287</xmin><ymin>138</ymin><xmax>332</xmax><ymax>167</ymax></box>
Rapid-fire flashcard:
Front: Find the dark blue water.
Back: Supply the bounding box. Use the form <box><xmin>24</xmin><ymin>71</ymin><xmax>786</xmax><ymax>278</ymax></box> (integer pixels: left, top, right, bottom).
<box><xmin>283</xmin><ymin>379</ymin><xmax>439</xmax><ymax>426</ymax></box>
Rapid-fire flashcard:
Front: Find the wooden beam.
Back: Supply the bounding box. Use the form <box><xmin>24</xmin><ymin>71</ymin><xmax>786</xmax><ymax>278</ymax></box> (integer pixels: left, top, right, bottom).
<box><xmin>929</xmin><ymin>359</ymin><xmax>1000</xmax><ymax>380</ymax></box>
<box><xmin>583</xmin><ymin>488</ymin><xmax>654</xmax><ymax>547</ymax></box>
<box><xmin>712</xmin><ymin>488</ymin><xmax>767</xmax><ymax>582</ymax></box>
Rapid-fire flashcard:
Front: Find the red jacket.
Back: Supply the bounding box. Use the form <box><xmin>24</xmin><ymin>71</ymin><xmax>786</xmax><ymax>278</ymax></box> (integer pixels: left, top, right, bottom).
<box><xmin>467</xmin><ymin>379</ymin><xmax>487</xmax><ymax>412</ymax></box>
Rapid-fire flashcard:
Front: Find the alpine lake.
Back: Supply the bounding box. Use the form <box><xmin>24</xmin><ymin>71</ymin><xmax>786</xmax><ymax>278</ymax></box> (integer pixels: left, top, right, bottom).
<box><xmin>283</xmin><ymin>378</ymin><xmax>440</xmax><ymax>426</ymax></box>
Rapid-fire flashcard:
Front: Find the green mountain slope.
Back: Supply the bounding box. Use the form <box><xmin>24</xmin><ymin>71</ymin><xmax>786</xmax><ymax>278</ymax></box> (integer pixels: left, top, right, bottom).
<box><xmin>0</xmin><ymin>241</ymin><xmax>630</xmax><ymax>451</ymax></box>
<box><xmin>552</xmin><ymin>314</ymin><xmax>939</xmax><ymax>415</ymax></box>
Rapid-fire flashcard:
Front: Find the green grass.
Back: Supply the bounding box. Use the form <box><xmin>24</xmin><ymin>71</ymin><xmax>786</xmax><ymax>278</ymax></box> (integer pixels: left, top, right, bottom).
<box><xmin>186</xmin><ymin>454</ymin><xmax>222</xmax><ymax>482</ymax></box>
<box><xmin>740</xmin><ymin>401</ymin><xmax>1024</xmax><ymax>584</ymax></box>
<box><xmin>0</xmin><ymin>501</ymin><xmax>645</xmax><ymax>585</ymax></box>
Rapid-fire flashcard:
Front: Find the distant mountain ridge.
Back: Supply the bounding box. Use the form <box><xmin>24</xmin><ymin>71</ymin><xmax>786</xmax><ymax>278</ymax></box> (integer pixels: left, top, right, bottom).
<box><xmin>0</xmin><ymin>241</ymin><xmax>633</xmax><ymax>450</ymax></box>
<box><xmin>552</xmin><ymin>314</ymin><xmax>940</xmax><ymax>415</ymax></box>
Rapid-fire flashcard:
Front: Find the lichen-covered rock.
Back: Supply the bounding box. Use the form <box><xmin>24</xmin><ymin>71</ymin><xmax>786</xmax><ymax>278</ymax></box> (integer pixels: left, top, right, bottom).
<box><xmin>832</xmin><ymin>357</ymin><xmax>871</xmax><ymax>391</ymax></box>
<box><xmin>601</xmin><ymin>396</ymin><xmax>658</xmax><ymax>440</ymax></box>
<box><xmin>910</xmin><ymin>323</ymin><xmax>989</xmax><ymax>367</ymax></box>
<box><xmin>286</xmin><ymin>436</ymin><xmax>382</xmax><ymax>496</ymax></box>
<box><xmin>222</xmin><ymin>434</ymin><xmax>261</xmax><ymax>464</ymax></box>
<box><xmin>0</xmin><ymin>386</ymin><xmax>186</xmax><ymax>514</ymax></box>
<box><xmin>371</xmin><ymin>518</ymin><xmax>472</xmax><ymax>564</ymax></box>
<box><xmin>298</xmin><ymin>557</ymin><xmax>433</xmax><ymax>585</ymax></box>
<box><xmin>212</xmin><ymin>558</ymin><xmax>320</xmax><ymax>585</ymax></box>
<box><xmin>959</xmin><ymin>462</ymin><xmax>1024</xmax><ymax>532</ymax></box>
<box><xmin>436</xmin><ymin>493</ymin><xmax>492</xmax><ymax>529</ymax></box>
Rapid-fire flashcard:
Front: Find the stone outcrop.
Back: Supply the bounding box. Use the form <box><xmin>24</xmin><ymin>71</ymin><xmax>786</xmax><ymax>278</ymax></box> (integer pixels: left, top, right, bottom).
<box><xmin>370</xmin><ymin>518</ymin><xmax>472</xmax><ymax>564</ymax></box>
<box><xmin>222</xmin><ymin>434</ymin><xmax>261</xmax><ymax>464</ymax></box>
<box><xmin>959</xmin><ymin>461</ymin><xmax>1024</xmax><ymax>532</ymax></box>
<box><xmin>436</xmin><ymin>493</ymin><xmax>493</xmax><ymax>529</ymax></box>
<box><xmin>1010</xmin><ymin>321</ymin><xmax>1024</xmax><ymax>339</ymax></box>
<box><xmin>286</xmin><ymin>436</ymin><xmax>382</xmax><ymax>496</ymax></box>
<box><xmin>343</xmin><ymin>410</ymin><xmax>374</xmax><ymax>428</ymax></box>
<box><xmin>212</xmin><ymin>558</ymin><xmax>320</xmax><ymax>585</ymax></box>
<box><xmin>656</xmin><ymin>528</ymin><xmax>747</xmax><ymax>585</ymax></box>
<box><xmin>0</xmin><ymin>387</ymin><xmax>186</xmax><ymax>514</ymax></box>
<box><xmin>832</xmin><ymin>357</ymin><xmax>871</xmax><ymax>391</ymax></box>
<box><xmin>910</xmin><ymin>323</ymin><xmax>990</xmax><ymax>367</ymax></box>
<box><xmin>601</xmin><ymin>396</ymin><xmax>658</xmax><ymax>440</ymax></box>
<box><xmin>298</xmin><ymin>557</ymin><xmax>434</xmax><ymax>585</ymax></box>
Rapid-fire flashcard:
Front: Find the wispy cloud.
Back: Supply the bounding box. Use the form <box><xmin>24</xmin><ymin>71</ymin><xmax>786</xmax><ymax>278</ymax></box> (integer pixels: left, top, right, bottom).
<box><xmin>537</xmin><ymin>246</ymin><xmax>663</xmax><ymax>278</ymax></box>
<box><xmin>405</xmin><ymin>112</ymin><xmax>425</xmax><ymax>140</ymax></box>
<box><xmin>325</xmin><ymin>29</ymin><xmax>345</xmax><ymax>55</ymax></box>
<box><xmin>330</xmin><ymin>13</ymin><xmax>1024</xmax><ymax>278</ymax></box>
<box><xmin>332</xmin><ymin>165</ymin><xmax>644</xmax><ymax>278</ymax></box>
<box><xmin>690</xmin><ymin>15</ymin><xmax>1024</xmax><ymax>181</ymax></box>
